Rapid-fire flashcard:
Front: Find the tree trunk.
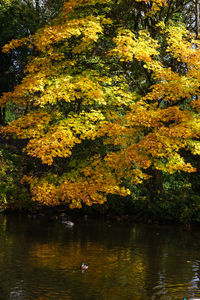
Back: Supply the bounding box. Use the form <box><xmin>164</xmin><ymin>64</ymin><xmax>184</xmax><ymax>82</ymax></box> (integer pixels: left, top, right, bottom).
<box><xmin>0</xmin><ymin>107</ymin><xmax>5</xmax><ymax>126</ymax></box>
<box><xmin>35</xmin><ymin>0</ymin><xmax>40</xmax><ymax>12</ymax></box>
<box><xmin>197</xmin><ymin>156</ymin><xmax>200</xmax><ymax>174</ymax></box>
<box><xmin>154</xmin><ymin>169</ymin><xmax>165</xmax><ymax>194</ymax></box>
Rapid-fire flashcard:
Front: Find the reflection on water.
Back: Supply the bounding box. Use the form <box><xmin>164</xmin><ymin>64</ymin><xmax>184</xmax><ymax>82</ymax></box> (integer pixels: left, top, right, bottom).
<box><xmin>0</xmin><ymin>215</ymin><xmax>200</xmax><ymax>299</ymax></box>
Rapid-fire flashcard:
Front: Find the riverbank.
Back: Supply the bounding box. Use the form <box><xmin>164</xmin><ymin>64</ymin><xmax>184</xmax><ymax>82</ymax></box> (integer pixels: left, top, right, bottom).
<box><xmin>1</xmin><ymin>203</ymin><xmax>197</xmax><ymax>227</ymax></box>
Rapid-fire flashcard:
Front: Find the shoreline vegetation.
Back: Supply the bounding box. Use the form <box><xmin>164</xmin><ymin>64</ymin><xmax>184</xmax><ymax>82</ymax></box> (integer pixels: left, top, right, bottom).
<box><xmin>1</xmin><ymin>200</ymin><xmax>199</xmax><ymax>226</ymax></box>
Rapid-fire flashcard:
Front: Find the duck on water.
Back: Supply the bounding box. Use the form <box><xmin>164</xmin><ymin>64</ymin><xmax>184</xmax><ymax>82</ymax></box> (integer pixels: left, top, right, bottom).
<box><xmin>80</xmin><ymin>262</ymin><xmax>88</xmax><ymax>271</ymax></box>
<box><xmin>61</xmin><ymin>216</ymin><xmax>74</xmax><ymax>227</ymax></box>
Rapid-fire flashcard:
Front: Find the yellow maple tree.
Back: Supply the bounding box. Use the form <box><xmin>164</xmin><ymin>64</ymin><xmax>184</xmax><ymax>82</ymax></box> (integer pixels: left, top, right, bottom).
<box><xmin>1</xmin><ymin>0</ymin><xmax>200</xmax><ymax>207</ymax></box>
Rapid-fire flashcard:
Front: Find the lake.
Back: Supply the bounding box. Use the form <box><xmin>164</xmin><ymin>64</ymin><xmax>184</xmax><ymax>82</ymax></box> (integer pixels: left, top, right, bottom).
<box><xmin>0</xmin><ymin>214</ymin><xmax>200</xmax><ymax>299</ymax></box>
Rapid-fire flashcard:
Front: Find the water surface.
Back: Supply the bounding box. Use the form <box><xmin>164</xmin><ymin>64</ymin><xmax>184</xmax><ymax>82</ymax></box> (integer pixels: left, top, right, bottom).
<box><xmin>0</xmin><ymin>214</ymin><xmax>200</xmax><ymax>299</ymax></box>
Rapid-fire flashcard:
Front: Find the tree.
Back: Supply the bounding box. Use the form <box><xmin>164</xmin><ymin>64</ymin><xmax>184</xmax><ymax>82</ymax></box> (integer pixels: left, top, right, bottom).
<box><xmin>0</xmin><ymin>0</ymin><xmax>200</xmax><ymax>209</ymax></box>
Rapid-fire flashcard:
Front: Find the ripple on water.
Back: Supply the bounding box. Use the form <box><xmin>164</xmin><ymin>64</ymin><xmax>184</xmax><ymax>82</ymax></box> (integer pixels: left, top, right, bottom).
<box><xmin>151</xmin><ymin>282</ymin><xmax>200</xmax><ymax>300</ymax></box>
<box><xmin>2</xmin><ymin>217</ymin><xmax>200</xmax><ymax>300</ymax></box>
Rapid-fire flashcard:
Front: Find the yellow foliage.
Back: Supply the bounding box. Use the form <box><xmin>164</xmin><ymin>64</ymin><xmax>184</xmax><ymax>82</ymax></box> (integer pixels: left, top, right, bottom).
<box><xmin>33</xmin><ymin>16</ymin><xmax>103</xmax><ymax>53</ymax></box>
<box><xmin>23</xmin><ymin>155</ymin><xmax>132</xmax><ymax>208</ymax></box>
<box><xmin>109</xmin><ymin>29</ymin><xmax>159</xmax><ymax>62</ymax></box>
<box><xmin>23</xmin><ymin>111</ymin><xmax>105</xmax><ymax>165</ymax></box>
<box><xmin>0</xmin><ymin>111</ymin><xmax>51</xmax><ymax>139</ymax></box>
<box><xmin>1</xmin><ymin>0</ymin><xmax>200</xmax><ymax>207</ymax></box>
<box><xmin>2</xmin><ymin>37</ymin><xmax>31</xmax><ymax>53</ymax></box>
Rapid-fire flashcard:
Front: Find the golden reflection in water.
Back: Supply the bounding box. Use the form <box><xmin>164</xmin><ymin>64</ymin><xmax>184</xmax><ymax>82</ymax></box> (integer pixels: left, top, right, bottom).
<box><xmin>1</xmin><ymin>216</ymin><xmax>200</xmax><ymax>299</ymax></box>
<box><xmin>28</xmin><ymin>240</ymin><xmax>147</xmax><ymax>299</ymax></box>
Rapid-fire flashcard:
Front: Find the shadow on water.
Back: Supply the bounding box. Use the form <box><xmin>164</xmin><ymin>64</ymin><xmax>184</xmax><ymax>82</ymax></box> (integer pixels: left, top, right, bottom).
<box><xmin>0</xmin><ymin>214</ymin><xmax>200</xmax><ymax>299</ymax></box>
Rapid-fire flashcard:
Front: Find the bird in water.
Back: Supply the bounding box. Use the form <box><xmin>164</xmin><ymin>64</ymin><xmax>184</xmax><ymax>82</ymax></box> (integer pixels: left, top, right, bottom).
<box><xmin>61</xmin><ymin>216</ymin><xmax>74</xmax><ymax>228</ymax></box>
<box><xmin>80</xmin><ymin>262</ymin><xmax>88</xmax><ymax>271</ymax></box>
